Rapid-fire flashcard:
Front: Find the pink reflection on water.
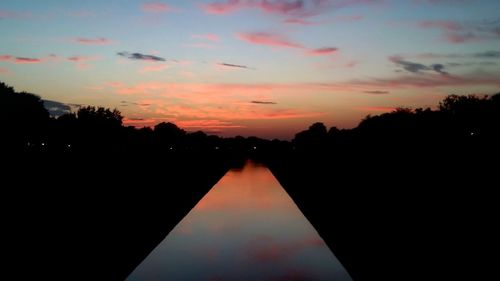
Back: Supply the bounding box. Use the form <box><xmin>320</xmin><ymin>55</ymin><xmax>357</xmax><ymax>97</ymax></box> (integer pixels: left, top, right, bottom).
<box><xmin>126</xmin><ymin>161</ymin><xmax>352</xmax><ymax>281</ymax></box>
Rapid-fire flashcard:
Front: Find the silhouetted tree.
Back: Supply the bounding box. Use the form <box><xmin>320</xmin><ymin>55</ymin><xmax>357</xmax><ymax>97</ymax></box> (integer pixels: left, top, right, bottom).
<box><xmin>154</xmin><ymin>122</ymin><xmax>186</xmax><ymax>148</ymax></box>
<box><xmin>1</xmin><ymin>82</ymin><xmax>50</xmax><ymax>148</ymax></box>
<box><xmin>293</xmin><ymin>122</ymin><xmax>328</xmax><ymax>150</ymax></box>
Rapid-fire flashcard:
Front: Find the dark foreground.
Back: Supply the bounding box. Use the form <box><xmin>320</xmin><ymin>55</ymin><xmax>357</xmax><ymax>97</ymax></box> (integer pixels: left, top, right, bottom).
<box><xmin>4</xmin><ymin>151</ymin><xmax>242</xmax><ymax>281</ymax></box>
<box><xmin>265</xmin><ymin>142</ymin><xmax>498</xmax><ymax>281</ymax></box>
<box><xmin>2</xmin><ymin>82</ymin><xmax>499</xmax><ymax>280</ymax></box>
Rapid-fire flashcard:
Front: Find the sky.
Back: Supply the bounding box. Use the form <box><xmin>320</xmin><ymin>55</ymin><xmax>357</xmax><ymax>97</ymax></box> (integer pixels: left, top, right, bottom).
<box><xmin>1</xmin><ymin>0</ymin><xmax>500</xmax><ymax>139</ymax></box>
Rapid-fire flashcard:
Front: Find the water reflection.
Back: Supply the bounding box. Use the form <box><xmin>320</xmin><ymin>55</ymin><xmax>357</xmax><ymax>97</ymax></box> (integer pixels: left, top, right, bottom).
<box><xmin>126</xmin><ymin>161</ymin><xmax>352</xmax><ymax>281</ymax></box>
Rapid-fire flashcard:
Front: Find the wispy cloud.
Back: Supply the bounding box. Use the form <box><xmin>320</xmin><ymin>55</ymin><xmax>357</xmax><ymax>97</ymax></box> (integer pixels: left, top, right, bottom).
<box><xmin>141</xmin><ymin>2</ymin><xmax>173</xmax><ymax>13</ymax></box>
<box><xmin>251</xmin><ymin>100</ymin><xmax>277</xmax><ymax>104</ymax></box>
<box><xmin>284</xmin><ymin>14</ymin><xmax>363</xmax><ymax>25</ymax></box>
<box><xmin>352</xmin><ymin>73</ymin><xmax>500</xmax><ymax>88</ymax></box>
<box><xmin>415</xmin><ymin>50</ymin><xmax>500</xmax><ymax>59</ymax></box>
<box><xmin>14</xmin><ymin>57</ymin><xmax>44</xmax><ymax>64</ymax></box>
<box><xmin>418</xmin><ymin>18</ymin><xmax>500</xmax><ymax>43</ymax></box>
<box><xmin>363</xmin><ymin>90</ymin><xmax>390</xmax><ymax>94</ymax></box>
<box><xmin>203</xmin><ymin>0</ymin><xmax>382</xmax><ymax>17</ymax></box>
<box><xmin>236</xmin><ymin>31</ymin><xmax>337</xmax><ymax>56</ymax></box>
<box><xmin>307</xmin><ymin>47</ymin><xmax>339</xmax><ymax>56</ymax></box>
<box><xmin>73</xmin><ymin>37</ymin><xmax>113</xmax><ymax>45</ymax></box>
<box><xmin>413</xmin><ymin>0</ymin><xmax>472</xmax><ymax>5</ymax></box>
<box><xmin>0</xmin><ymin>54</ymin><xmax>46</xmax><ymax>64</ymax></box>
<box><xmin>217</xmin><ymin>63</ymin><xmax>251</xmax><ymax>69</ymax></box>
<box><xmin>191</xmin><ymin>33</ymin><xmax>220</xmax><ymax>42</ymax></box>
<box><xmin>117</xmin><ymin>52</ymin><xmax>166</xmax><ymax>61</ymax></box>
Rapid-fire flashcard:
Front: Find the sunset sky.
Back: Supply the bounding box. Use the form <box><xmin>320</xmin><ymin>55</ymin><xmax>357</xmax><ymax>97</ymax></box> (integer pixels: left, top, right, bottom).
<box><xmin>1</xmin><ymin>0</ymin><xmax>500</xmax><ymax>139</ymax></box>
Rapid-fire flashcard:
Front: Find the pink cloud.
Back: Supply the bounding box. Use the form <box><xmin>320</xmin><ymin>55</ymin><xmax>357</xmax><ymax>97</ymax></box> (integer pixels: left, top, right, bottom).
<box><xmin>0</xmin><ymin>54</ymin><xmax>61</xmax><ymax>65</ymax></box>
<box><xmin>202</xmin><ymin>0</ymin><xmax>244</xmax><ymax>14</ymax></box>
<box><xmin>283</xmin><ymin>18</ymin><xmax>320</xmax><ymax>26</ymax></box>
<box><xmin>307</xmin><ymin>47</ymin><xmax>339</xmax><ymax>56</ymax></box>
<box><xmin>259</xmin><ymin>0</ymin><xmax>305</xmax><ymax>14</ymax></box>
<box><xmin>237</xmin><ymin>32</ymin><xmax>338</xmax><ymax>56</ymax></box>
<box><xmin>202</xmin><ymin>0</ymin><xmax>377</xmax><ymax>16</ymax></box>
<box><xmin>141</xmin><ymin>2</ymin><xmax>172</xmax><ymax>13</ymax></box>
<box><xmin>191</xmin><ymin>33</ymin><xmax>220</xmax><ymax>42</ymax></box>
<box><xmin>0</xmin><ymin>55</ymin><xmax>13</xmax><ymax>61</ymax></box>
<box><xmin>284</xmin><ymin>14</ymin><xmax>362</xmax><ymax>25</ymax></box>
<box><xmin>237</xmin><ymin>32</ymin><xmax>304</xmax><ymax>49</ymax></box>
<box><xmin>202</xmin><ymin>0</ymin><xmax>311</xmax><ymax>16</ymax></box>
<box><xmin>73</xmin><ymin>37</ymin><xmax>113</xmax><ymax>45</ymax></box>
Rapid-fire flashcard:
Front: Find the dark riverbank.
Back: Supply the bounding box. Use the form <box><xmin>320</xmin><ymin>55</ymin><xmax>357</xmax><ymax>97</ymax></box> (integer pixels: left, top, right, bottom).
<box><xmin>4</xmin><ymin>151</ymin><xmax>242</xmax><ymax>281</ymax></box>
<box><xmin>266</xmin><ymin>143</ymin><xmax>497</xmax><ymax>281</ymax></box>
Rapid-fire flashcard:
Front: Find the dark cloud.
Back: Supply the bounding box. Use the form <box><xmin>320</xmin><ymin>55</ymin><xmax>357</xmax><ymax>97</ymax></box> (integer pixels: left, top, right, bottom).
<box><xmin>389</xmin><ymin>56</ymin><xmax>449</xmax><ymax>75</ymax></box>
<box><xmin>218</xmin><ymin>62</ymin><xmax>251</xmax><ymax>69</ymax></box>
<box><xmin>117</xmin><ymin>52</ymin><xmax>166</xmax><ymax>62</ymax></box>
<box><xmin>431</xmin><ymin>64</ymin><xmax>448</xmax><ymax>75</ymax></box>
<box><xmin>363</xmin><ymin>91</ymin><xmax>390</xmax><ymax>94</ymax></box>
<box><xmin>474</xmin><ymin>50</ymin><xmax>500</xmax><ymax>58</ymax></box>
<box><xmin>120</xmin><ymin>100</ymin><xmax>151</xmax><ymax>107</ymax></box>
<box><xmin>43</xmin><ymin>100</ymin><xmax>72</xmax><ymax>117</ymax></box>
<box><xmin>446</xmin><ymin>61</ymin><xmax>497</xmax><ymax>67</ymax></box>
<box><xmin>251</xmin><ymin>100</ymin><xmax>277</xmax><ymax>105</ymax></box>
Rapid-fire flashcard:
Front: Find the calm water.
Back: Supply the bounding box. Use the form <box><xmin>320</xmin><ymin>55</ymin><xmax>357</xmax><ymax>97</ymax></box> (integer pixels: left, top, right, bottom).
<box><xmin>126</xmin><ymin>161</ymin><xmax>352</xmax><ymax>281</ymax></box>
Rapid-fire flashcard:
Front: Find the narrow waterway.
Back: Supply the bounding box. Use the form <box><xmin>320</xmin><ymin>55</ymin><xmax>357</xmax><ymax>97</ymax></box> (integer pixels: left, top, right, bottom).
<box><xmin>126</xmin><ymin>161</ymin><xmax>352</xmax><ymax>281</ymax></box>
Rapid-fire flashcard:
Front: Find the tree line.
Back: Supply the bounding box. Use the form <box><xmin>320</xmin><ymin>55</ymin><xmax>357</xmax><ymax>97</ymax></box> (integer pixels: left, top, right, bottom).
<box><xmin>1</xmin><ymin>81</ymin><xmax>499</xmax><ymax>155</ymax></box>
